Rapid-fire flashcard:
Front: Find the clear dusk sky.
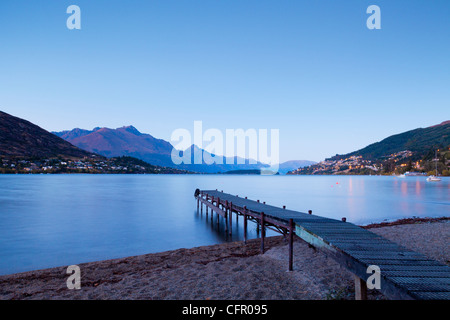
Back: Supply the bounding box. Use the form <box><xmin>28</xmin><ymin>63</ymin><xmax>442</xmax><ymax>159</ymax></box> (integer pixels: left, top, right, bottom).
<box><xmin>1</xmin><ymin>0</ymin><xmax>449</xmax><ymax>162</ymax></box>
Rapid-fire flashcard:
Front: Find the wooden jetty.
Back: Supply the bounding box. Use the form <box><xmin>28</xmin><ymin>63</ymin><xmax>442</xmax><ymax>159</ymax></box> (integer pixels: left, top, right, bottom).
<box><xmin>195</xmin><ymin>189</ymin><xmax>450</xmax><ymax>300</ymax></box>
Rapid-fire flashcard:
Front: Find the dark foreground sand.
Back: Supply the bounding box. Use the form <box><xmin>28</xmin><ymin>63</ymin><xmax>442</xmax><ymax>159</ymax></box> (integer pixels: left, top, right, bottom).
<box><xmin>0</xmin><ymin>220</ymin><xmax>448</xmax><ymax>300</ymax></box>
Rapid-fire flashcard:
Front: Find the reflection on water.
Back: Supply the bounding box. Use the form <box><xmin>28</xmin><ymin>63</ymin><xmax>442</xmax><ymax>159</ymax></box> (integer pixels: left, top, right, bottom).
<box><xmin>0</xmin><ymin>175</ymin><xmax>448</xmax><ymax>275</ymax></box>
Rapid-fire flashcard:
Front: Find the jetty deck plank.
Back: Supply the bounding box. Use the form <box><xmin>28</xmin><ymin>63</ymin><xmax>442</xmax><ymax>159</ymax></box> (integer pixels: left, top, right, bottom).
<box><xmin>197</xmin><ymin>189</ymin><xmax>450</xmax><ymax>300</ymax></box>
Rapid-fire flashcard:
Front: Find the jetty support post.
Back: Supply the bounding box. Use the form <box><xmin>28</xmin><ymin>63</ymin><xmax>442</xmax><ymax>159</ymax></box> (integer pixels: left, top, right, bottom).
<box><xmin>222</xmin><ymin>200</ymin><xmax>231</xmax><ymax>233</ymax></box>
<box><xmin>260</xmin><ymin>212</ymin><xmax>265</xmax><ymax>254</ymax></box>
<box><xmin>243</xmin><ymin>206</ymin><xmax>248</xmax><ymax>244</ymax></box>
<box><xmin>216</xmin><ymin>197</ymin><xmax>220</xmax><ymax>226</ymax></box>
<box><xmin>224</xmin><ymin>200</ymin><xmax>228</xmax><ymax>234</ymax></box>
<box><xmin>289</xmin><ymin>218</ymin><xmax>294</xmax><ymax>271</ymax></box>
<box><xmin>354</xmin><ymin>275</ymin><xmax>368</xmax><ymax>300</ymax></box>
<box><xmin>209</xmin><ymin>197</ymin><xmax>213</xmax><ymax>221</ymax></box>
<box><xmin>228</xmin><ymin>202</ymin><xmax>233</xmax><ymax>235</ymax></box>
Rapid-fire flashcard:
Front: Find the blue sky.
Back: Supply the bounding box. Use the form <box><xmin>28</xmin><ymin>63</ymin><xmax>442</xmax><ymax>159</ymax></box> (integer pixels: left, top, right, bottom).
<box><xmin>1</xmin><ymin>0</ymin><xmax>449</xmax><ymax>162</ymax></box>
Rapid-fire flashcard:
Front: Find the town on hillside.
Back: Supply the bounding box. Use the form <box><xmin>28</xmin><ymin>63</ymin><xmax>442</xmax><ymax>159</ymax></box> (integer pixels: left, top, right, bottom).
<box><xmin>288</xmin><ymin>148</ymin><xmax>450</xmax><ymax>176</ymax></box>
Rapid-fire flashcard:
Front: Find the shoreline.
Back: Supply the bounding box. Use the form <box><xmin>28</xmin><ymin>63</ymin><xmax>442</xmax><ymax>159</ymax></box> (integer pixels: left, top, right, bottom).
<box><xmin>2</xmin><ymin>173</ymin><xmax>449</xmax><ymax>176</ymax></box>
<box><xmin>362</xmin><ymin>216</ymin><xmax>450</xmax><ymax>229</ymax></box>
<box><xmin>1</xmin><ymin>216</ymin><xmax>447</xmax><ymax>277</ymax></box>
<box><xmin>0</xmin><ymin>217</ymin><xmax>448</xmax><ymax>300</ymax></box>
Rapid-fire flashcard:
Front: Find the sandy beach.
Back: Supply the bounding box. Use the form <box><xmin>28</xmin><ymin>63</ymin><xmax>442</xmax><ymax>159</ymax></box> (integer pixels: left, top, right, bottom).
<box><xmin>0</xmin><ymin>219</ymin><xmax>448</xmax><ymax>300</ymax></box>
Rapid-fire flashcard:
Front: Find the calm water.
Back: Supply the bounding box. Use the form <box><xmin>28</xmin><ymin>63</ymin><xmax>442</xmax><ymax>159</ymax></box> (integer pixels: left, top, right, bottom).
<box><xmin>0</xmin><ymin>175</ymin><xmax>448</xmax><ymax>275</ymax></box>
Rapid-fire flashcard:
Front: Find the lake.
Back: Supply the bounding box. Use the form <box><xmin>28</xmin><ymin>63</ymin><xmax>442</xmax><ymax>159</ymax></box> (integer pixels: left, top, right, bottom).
<box><xmin>0</xmin><ymin>174</ymin><xmax>448</xmax><ymax>275</ymax></box>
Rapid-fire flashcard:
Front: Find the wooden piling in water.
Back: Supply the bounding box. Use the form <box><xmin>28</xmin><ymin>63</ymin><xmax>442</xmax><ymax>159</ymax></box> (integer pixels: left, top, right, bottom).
<box><xmin>243</xmin><ymin>206</ymin><xmax>248</xmax><ymax>244</ymax></box>
<box><xmin>224</xmin><ymin>200</ymin><xmax>228</xmax><ymax>233</ymax></box>
<box><xmin>260</xmin><ymin>212</ymin><xmax>265</xmax><ymax>254</ymax></box>
<box><xmin>216</xmin><ymin>197</ymin><xmax>220</xmax><ymax>226</ymax></box>
<box><xmin>228</xmin><ymin>202</ymin><xmax>233</xmax><ymax>235</ymax></box>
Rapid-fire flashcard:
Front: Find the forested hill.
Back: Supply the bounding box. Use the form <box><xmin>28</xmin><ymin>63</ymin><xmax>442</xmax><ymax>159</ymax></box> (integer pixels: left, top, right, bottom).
<box><xmin>0</xmin><ymin>111</ymin><xmax>98</xmax><ymax>159</ymax></box>
<box><xmin>329</xmin><ymin>121</ymin><xmax>450</xmax><ymax>161</ymax></box>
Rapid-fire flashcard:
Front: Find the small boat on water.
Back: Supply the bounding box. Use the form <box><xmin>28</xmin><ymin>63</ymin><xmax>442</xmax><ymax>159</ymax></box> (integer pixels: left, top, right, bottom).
<box><xmin>426</xmin><ymin>149</ymin><xmax>442</xmax><ymax>182</ymax></box>
<box><xmin>427</xmin><ymin>175</ymin><xmax>441</xmax><ymax>182</ymax></box>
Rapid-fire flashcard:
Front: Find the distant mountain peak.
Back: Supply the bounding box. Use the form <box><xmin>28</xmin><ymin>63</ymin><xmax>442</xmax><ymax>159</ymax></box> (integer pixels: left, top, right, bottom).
<box><xmin>186</xmin><ymin>144</ymin><xmax>201</xmax><ymax>152</ymax></box>
<box><xmin>53</xmin><ymin>125</ymin><xmax>174</xmax><ymax>164</ymax></box>
<box><xmin>277</xmin><ymin>160</ymin><xmax>317</xmax><ymax>174</ymax></box>
<box><xmin>119</xmin><ymin>125</ymin><xmax>141</xmax><ymax>135</ymax></box>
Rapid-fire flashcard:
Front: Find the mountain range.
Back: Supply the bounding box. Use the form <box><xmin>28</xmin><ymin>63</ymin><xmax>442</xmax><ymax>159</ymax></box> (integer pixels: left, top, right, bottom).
<box><xmin>3</xmin><ymin>110</ymin><xmax>447</xmax><ymax>176</ymax></box>
<box><xmin>0</xmin><ymin>110</ymin><xmax>314</xmax><ymax>174</ymax></box>
<box><xmin>54</xmin><ymin>125</ymin><xmax>175</xmax><ymax>167</ymax></box>
<box><xmin>1</xmin><ymin>110</ymin><xmax>447</xmax><ymax>175</ymax></box>
<box><xmin>53</xmin><ymin>126</ymin><xmax>315</xmax><ymax>173</ymax></box>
